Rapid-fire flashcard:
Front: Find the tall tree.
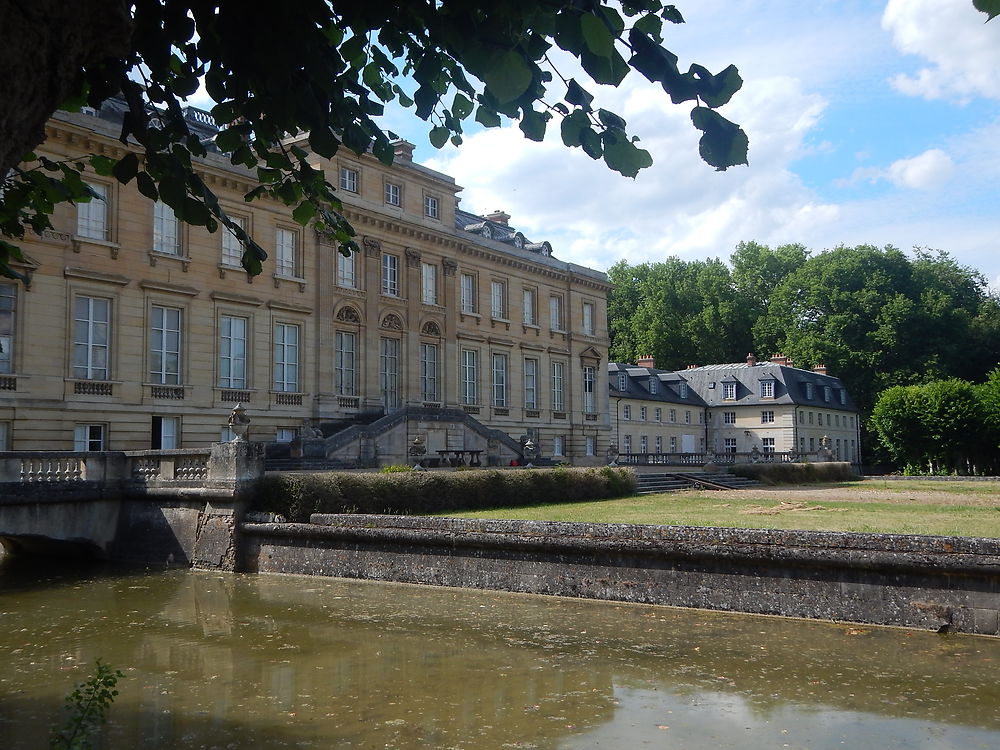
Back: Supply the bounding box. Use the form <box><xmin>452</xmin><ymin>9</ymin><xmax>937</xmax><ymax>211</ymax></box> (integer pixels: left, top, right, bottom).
<box><xmin>0</xmin><ymin>0</ymin><xmax>749</xmax><ymax>280</ymax></box>
<box><xmin>730</xmin><ymin>240</ymin><xmax>809</xmax><ymax>324</ymax></box>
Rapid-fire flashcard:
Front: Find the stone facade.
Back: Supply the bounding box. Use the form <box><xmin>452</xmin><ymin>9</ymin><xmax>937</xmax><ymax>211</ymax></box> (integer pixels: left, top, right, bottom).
<box><xmin>611</xmin><ymin>354</ymin><xmax>861</xmax><ymax>464</ymax></box>
<box><xmin>0</xmin><ymin>103</ymin><xmax>610</xmax><ymax>463</ymax></box>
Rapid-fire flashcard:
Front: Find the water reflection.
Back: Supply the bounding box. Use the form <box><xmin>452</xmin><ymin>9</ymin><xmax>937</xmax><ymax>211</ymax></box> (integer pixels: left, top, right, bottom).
<box><xmin>1</xmin><ymin>557</ymin><xmax>999</xmax><ymax>749</ymax></box>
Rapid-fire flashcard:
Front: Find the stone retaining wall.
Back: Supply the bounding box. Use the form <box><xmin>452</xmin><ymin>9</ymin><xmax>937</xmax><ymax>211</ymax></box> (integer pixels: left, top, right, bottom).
<box><xmin>241</xmin><ymin>515</ymin><xmax>1000</xmax><ymax>636</ymax></box>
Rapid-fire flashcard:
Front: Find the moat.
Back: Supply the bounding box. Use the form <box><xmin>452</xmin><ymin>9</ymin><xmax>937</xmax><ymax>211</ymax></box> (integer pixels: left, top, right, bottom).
<box><xmin>2</xmin><ymin>558</ymin><xmax>999</xmax><ymax>749</ymax></box>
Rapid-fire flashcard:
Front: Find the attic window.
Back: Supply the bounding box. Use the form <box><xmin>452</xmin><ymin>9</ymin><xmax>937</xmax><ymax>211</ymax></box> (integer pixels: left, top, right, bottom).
<box><xmin>805</xmin><ymin>382</ymin><xmax>814</xmax><ymax>400</ymax></box>
<box><xmin>760</xmin><ymin>380</ymin><xmax>774</xmax><ymax>399</ymax></box>
<box><xmin>839</xmin><ymin>390</ymin><xmax>846</xmax><ymax>405</ymax></box>
<box><xmin>722</xmin><ymin>382</ymin><xmax>736</xmax><ymax>400</ymax></box>
<box><xmin>617</xmin><ymin>372</ymin><xmax>627</xmax><ymax>391</ymax></box>
<box><xmin>649</xmin><ymin>376</ymin><xmax>657</xmax><ymax>394</ymax></box>
<box><xmin>679</xmin><ymin>382</ymin><xmax>688</xmax><ymax>398</ymax></box>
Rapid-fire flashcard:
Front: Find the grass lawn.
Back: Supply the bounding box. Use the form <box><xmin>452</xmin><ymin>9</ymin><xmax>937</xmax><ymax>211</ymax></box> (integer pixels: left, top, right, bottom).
<box><xmin>433</xmin><ymin>479</ymin><xmax>1000</xmax><ymax>538</ymax></box>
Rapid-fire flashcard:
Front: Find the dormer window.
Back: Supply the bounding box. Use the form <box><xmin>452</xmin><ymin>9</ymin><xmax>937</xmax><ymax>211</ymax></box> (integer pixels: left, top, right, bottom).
<box><xmin>679</xmin><ymin>382</ymin><xmax>688</xmax><ymax>399</ymax></box>
<box><xmin>760</xmin><ymin>380</ymin><xmax>775</xmax><ymax>399</ymax></box>
<box><xmin>618</xmin><ymin>372</ymin><xmax>627</xmax><ymax>392</ymax></box>
<box><xmin>805</xmin><ymin>382</ymin><xmax>814</xmax><ymax>400</ymax></box>
<box><xmin>839</xmin><ymin>390</ymin><xmax>846</xmax><ymax>405</ymax></box>
<box><xmin>649</xmin><ymin>376</ymin><xmax>657</xmax><ymax>394</ymax></box>
<box><xmin>722</xmin><ymin>381</ymin><xmax>736</xmax><ymax>400</ymax></box>
<box><xmin>824</xmin><ymin>386</ymin><xmax>832</xmax><ymax>402</ymax></box>
<box><xmin>481</xmin><ymin>224</ymin><xmax>492</xmax><ymax>239</ymax></box>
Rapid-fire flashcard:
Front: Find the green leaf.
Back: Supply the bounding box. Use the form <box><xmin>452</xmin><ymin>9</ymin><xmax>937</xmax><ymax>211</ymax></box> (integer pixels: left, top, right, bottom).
<box><xmin>480</xmin><ymin>50</ymin><xmax>533</xmax><ymax>104</ymax></box>
<box><xmin>580</xmin><ymin>48</ymin><xmax>629</xmax><ymax>86</ymax></box>
<box><xmin>598</xmin><ymin>108</ymin><xmax>627</xmax><ymax>131</ymax></box>
<box><xmin>89</xmin><ymin>155</ymin><xmax>115</xmax><ymax>177</ymax></box>
<box><xmin>565</xmin><ymin>79</ymin><xmax>595</xmax><ymax>111</ymax></box>
<box><xmin>475</xmin><ymin>106</ymin><xmax>502</xmax><ymax>128</ymax></box>
<box><xmin>690</xmin><ymin>107</ymin><xmax>749</xmax><ymax>171</ymax></box>
<box><xmin>581</xmin><ymin>126</ymin><xmax>603</xmax><ymax>159</ymax></box>
<box><xmin>519</xmin><ymin>108</ymin><xmax>548</xmax><ymax>142</ymax></box>
<box><xmin>602</xmin><ymin>131</ymin><xmax>653</xmax><ymax>177</ymax></box>
<box><xmin>662</xmin><ymin>5</ymin><xmax>685</xmax><ymax>23</ymax></box>
<box><xmin>293</xmin><ymin>200</ymin><xmax>317</xmax><ymax>225</ymax></box>
<box><xmin>136</xmin><ymin>171</ymin><xmax>159</xmax><ymax>201</ymax></box>
<box><xmin>690</xmin><ymin>64</ymin><xmax>743</xmax><ymax>108</ymax></box>
<box><xmin>974</xmin><ymin>0</ymin><xmax>1000</xmax><ymax>20</ymax></box>
<box><xmin>581</xmin><ymin>13</ymin><xmax>615</xmax><ymax>58</ymax></box>
<box><xmin>452</xmin><ymin>93</ymin><xmax>474</xmax><ymax>119</ymax></box>
<box><xmin>429</xmin><ymin>125</ymin><xmax>450</xmax><ymax>149</ymax></box>
<box><xmin>112</xmin><ymin>152</ymin><xmax>139</xmax><ymax>184</ymax></box>
<box><xmin>560</xmin><ymin>110</ymin><xmax>589</xmax><ymax>147</ymax></box>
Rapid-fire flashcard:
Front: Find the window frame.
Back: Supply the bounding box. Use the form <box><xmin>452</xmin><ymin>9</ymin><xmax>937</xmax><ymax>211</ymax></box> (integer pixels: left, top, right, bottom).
<box><xmin>379</xmin><ymin>336</ymin><xmax>401</xmax><ymax>409</ymax></box>
<box><xmin>490</xmin><ymin>279</ymin><xmax>507</xmax><ymax>319</ymax></box>
<box><xmin>461</xmin><ymin>348</ymin><xmax>478</xmax><ymax>405</ymax></box>
<box><xmin>761</xmin><ymin>410</ymin><xmax>775</xmax><ymax>424</ymax></box>
<box><xmin>77</xmin><ymin>182</ymin><xmax>109</xmax><ymax>241</ymax></box>
<box><xmin>221</xmin><ymin>215</ymin><xmax>247</xmax><ymax>267</ymax></box>
<box><xmin>420</xmin><ymin>342</ymin><xmax>439</xmax><ymax>402</ymax></box>
<box><xmin>460</xmin><ymin>273</ymin><xmax>477</xmax><ymax>313</ymax></box>
<box><xmin>74</xmin><ymin>423</ymin><xmax>107</xmax><ymax>451</ymax></box>
<box><xmin>424</xmin><ymin>193</ymin><xmax>440</xmax><ymax>219</ymax></box>
<box><xmin>337</xmin><ymin>250</ymin><xmax>357</xmax><ymax>289</ymax></box>
<box><xmin>551</xmin><ymin>360</ymin><xmax>565</xmax><ymax>411</ymax></box>
<box><xmin>152</xmin><ymin>200</ymin><xmax>181</xmax><ymax>255</ymax></box>
<box><xmin>149</xmin><ymin>304</ymin><xmax>183</xmax><ymax>385</ymax></box>
<box><xmin>218</xmin><ymin>314</ymin><xmax>248</xmax><ymax>389</ymax></box>
<box><xmin>0</xmin><ymin>282</ymin><xmax>16</xmax><ymax>374</ymax></box>
<box><xmin>272</xmin><ymin>321</ymin><xmax>301</xmax><ymax>393</ymax></box>
<box><xmin>335</xmin><ymin>330</ymin><xmax>357</xmax><ymax>396</ymax></box>
<box><xmin>421</xmin><ymin>262</ymin><xmax>438</xmax><ymax>305</ymax></box>
<box><xmin>72</xmin><ymin>294</ymin><xmax>111</xmax><ymax>381</ymax></box>
<box><xmin>524</xmin><ymin>357</ymin><xmax>539</xmax><ymax>409</ymax></box>
<box><xmin>384</xmin><ymin>181</ymin><xmax>402</xmax><ymax>207</ymax></box>
<box><xmin>549</xmin><ymin>295</ymin><xmax>564</xmax><ymax>332</ymax></box>
<box><xmin>522</xmin><ymin>287</ymin><xmax>537</xmax><ymax>326</ymax></box>
<box><xmin>582</xmin><ymin>301</ymin><xmax>594</xmax><ymax>335</ymax></box>
<box><xmin>275</xmin><ymin>226</ymin><xmax>300</xmax><ymax>278</ymax></box>
<box><xmin>492</xmin><ymin>352</ymin><xmax>508</xmax><ymax>407</ymax></box>
<box><xmin>582</xmin><ymin>365</ymin><xmax>596</xmax><ymax>413</ymax></box>
<box><xmin>381</xmin><ymin>253</ymin><xmax>400</xmax><ymax>296</ymax></box>
<box><xmin>339</xmin><ymin>166</ymin><xmax>359</xmax><ymax>193</ymax></box>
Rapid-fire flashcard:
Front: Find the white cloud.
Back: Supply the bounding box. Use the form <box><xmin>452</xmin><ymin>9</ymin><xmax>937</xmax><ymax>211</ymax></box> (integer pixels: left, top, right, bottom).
<box><xmin>883</xmin><ymin>0</ymin><xmax>1000</xmax><ymax>101</ymax></box>
<box><xmin>846</xmin><ymin>148</ymin><xmax>955</xmax><ymax>189</ymax></box>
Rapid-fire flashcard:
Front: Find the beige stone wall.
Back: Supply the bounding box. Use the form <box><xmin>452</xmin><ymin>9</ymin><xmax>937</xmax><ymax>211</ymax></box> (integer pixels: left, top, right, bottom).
<box><xmin>0</xmin><ymin>110</ymin><xmax>610</xmax><ymax>462</ymax></box>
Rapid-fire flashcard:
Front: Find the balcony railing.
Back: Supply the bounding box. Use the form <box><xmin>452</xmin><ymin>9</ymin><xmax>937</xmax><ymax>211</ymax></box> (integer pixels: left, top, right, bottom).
<box><xmin>615</xmin><ymin>451</ymin><xmax>810</xmax><ymax>466</ymax></box>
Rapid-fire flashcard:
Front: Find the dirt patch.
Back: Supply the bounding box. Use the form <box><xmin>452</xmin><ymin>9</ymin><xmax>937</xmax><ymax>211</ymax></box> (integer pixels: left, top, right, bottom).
<box><xmin>739</xmin><ymin>501</ymin><xmax>847</xmax><ymax>515</ymax></box>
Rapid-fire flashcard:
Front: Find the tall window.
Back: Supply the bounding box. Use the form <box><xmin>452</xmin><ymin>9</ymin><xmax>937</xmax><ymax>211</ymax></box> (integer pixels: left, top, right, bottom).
<box><xmin>583</xmin><ymin>365</ymin><xmax>596</xmax><ymax>413</ymax></box>
<box><xmin>382</xmin><ymin>253</ymin><xmax>399</xmax><ymax>296</ymax></box>
<box><xmin>640</xmin><ymin>435</ymin><xmax>648</xmax><ymax>454</ymax></box>
<box><xmin>824</xmin><ymin>386</ymin><xmax>832</xmax><ymax>402</ymax></box>
<box><xmin>551</xmin><ymin>361</ymin><xmax>564</xmax><ymax>411</ymax></box>
<box><xmin>524</xmin><ymin>358</ymin><xmax>538</xmax><ymax>408</ymax></box>
<box><xmin>805</xmin><ymin>382</ymin><xmax>814</xmax><ymax>400</ymax></box>
<box><xmin>617</xmin><ymin>372</ymin><xmax>627</xmax><ymax>392</ymax></box>
<box><xmin>273</xmin><ymin>323</ymin><xmax>299</xmax><ymax>392</ymax></box>
<box><xmin>582</xmin><ymin>302</ymin><xmax>594</xmax><ymax>335</ymax></box>
<box><xmin>761</xmin><ymin>410</ymin><xmax>775</xmax><ymax>423</ymax></box>
<box><xmin>461</xmin><ymin>349</ymin><xmax>477</xmax><ymax>404</ymax></box>
<box><xmin>670</xmin><ymin>436</ymin><xmax>678</xmax><ymax>452</ymax></box>
<box><xmin>335</xmin><ymin>331</ymin><xmax>357</xmax><ymax>395</ymax></box>
<box><xmin>420</xmin><ymin>343</ymin><xmax>438</xmax><ymax>402</ymax></box>
<box><xmin>549</xmin><ymin>295</ymin><xmax>563</xmax><ymax>331</ymax></box>
<box><xmin>679</xmin><ymin>383</ymin><xmax>689</xmax><ymax>398</ymax></box>
<box><xmin>724</xmin><ymin>438</ymin><xmax>736</xmax><ymax>453</ymax></box>
<box><xmin>669</xmin><ymin>409</ymin><xmax>676</xmax><ymax>423</ymax></box>
<box><xmin>640</xmin><ymin>406</ymin><xmax>647</xmax><ymax>421</ymax></box>
<box><xmin>655</xmin><ymin>408</ymin><xmax>662</xmax><ymax>422</ymax></box>
<box><xmin>337</xmin><ymin>251</ymin><xmax>357</xmax><ymax>288</ymax></box>
<box><xmin>586</xmin><ymin>436</ymin><xmax>596</xmax><ymax>456</ymax></box>
<box><xmin>649</xmin><ymin>376</ymin><xmax>658</xmax><ymax>394</ymax></box>
<box><xmin>655</xmin><ymin>436</ymin><xmax>662</xmax><ymax>453</ymax></box>
<box><xmin>491</xmin><ymin>280</ymin><xmax>506</xmax><ymax>319</ymax></box>
<box><xmin>221</xmin><ymin>216</ymin><xmax>245</xmax><ymax>266</ymax></box>
<box><xmin>77</xmin><ymin>183</ymin><xmax>108</xmax><ymax>240</ymax></box>
<box><xmin>460</xmin><ymin>273</ymin><xmax>476</xmax><ymax>313</ymax></box>
<box><xmin>73</xmin><ymin>295</ymin><xmax>110</xmax><ymax>380</ymax></box>
<box><xmin>685</xmin><ymin>410</ymin><xmax>691</xmax><ymax>424</ymax></box>
<box><xmin>384</xmin><ymin>182</ymin><xmax>401</xmax><ymax>206</ymax></box>
<box><xmin>219</xmin><ymin>315</ymin><xmax>247</xmax><ymax>389</ymax></box>
<box><xmin>153</xmin><ymin>201</ymin><xmax>180</xmax><ymax>254</ymax></box>
<box><xmin>553</xmin><ymin>435</ymin><xmax>565</xmax><ymax>456</ymax></box>
<box><xmin>379</xmin><ymin>337</ymin><xmax>400</xmax><ymax>409</ymax></box>
<box><xmin>424</xmin><ymin>194</ymin><xmax>439</xmax><ymax>218</ymax></box>
<box><xmin>421</xmin><ymin>263</ymin><xmax>438</xmax><ymax>305</ymax></box>
<box><xmin>151</xmin><ymin>416</ymin><xmax>179</xmax><ymax>449</ymax></box>
<box><xmin>762</xmin><ymin>437</ymin><xmax>775</xmax><ymax>454</ymax></box>
<box><xmin>622</xmin><ymin>435</ymin><xmax>631</xmax><ymax>453</ymax></box>
<box><xmin>492</xmin><ymin>353</ymin><xmax>508</xmax><ymax>407</ymax></box>
<box><xmin>339</xmin><ymin>167</ymin><xmax>358</xmax><ymax>192</ymax></box>
<box><xmin>760</xmin><ymin>380</ymin><xmax>775</xmax><ymax>398</ymax></box>
<box><xmin>523</xmin><ymin>288</ymin><xmax>536</xmax><ymax>325</ymax></box>
<box><xmin>149</xmin><ymin>306</ymin><xmax>182</xmax><ymax>384</ymax></box>
<box><xmin>623</xmin><ymin>404</ymin><xmax>631</xmax><ymax>420</ymax></box>
<box><xmin>722</xmin><ymin>381</ymin><xmax>736</xmax><ymax>400</ymax></box>
<box><xmin>74</xmin><ymin>424</ymin><xmax>106</xmax><ymax>451</ymax></box>
<box><xmin>0</xmin><ymin>283</ymin><xmax>15</xmax><ymax>374</ymax></box>
<box><xmin>275</xmin><ymin>228</ymin><xmax>299</xmax><ymax>277</ymax></box>
<box><xmin>724</xmin><ymin>411</ymin><xmax>737</xmax><ymax>424</ymax></box>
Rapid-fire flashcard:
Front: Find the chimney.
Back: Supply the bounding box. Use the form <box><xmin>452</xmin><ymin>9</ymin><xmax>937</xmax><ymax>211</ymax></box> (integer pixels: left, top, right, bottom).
<box><xmin>686</xmin><ymin>364</ymin><xmax>698</xmax><ymax>370</ymax></box>
<box><xmin>813</xmin><ymin>363</ymin><xmax>828</xmax><ymax>375</ymax></box>
<box><xmin>485</xmin><ymin>209</ymin><xmax>510</xmax><ymax>226</ymax></box>
<box><xmin>746</xmin><ymin>352</ymin><xmax>757</xmax><ymax>367</ymax></box>
<box><xmin>770</xmin><ymin>353</ymin><xmax>789</xmax><ymax>366</ymax></box>
<box><xmin>392</xmin><ymin>139</ymin><xmax>415</xmax><ymax>162</ymax></box>
<box><xmin>637</xmin><ymin>355</ymin><xmax>656</xmax><ymax>369</ymax></box>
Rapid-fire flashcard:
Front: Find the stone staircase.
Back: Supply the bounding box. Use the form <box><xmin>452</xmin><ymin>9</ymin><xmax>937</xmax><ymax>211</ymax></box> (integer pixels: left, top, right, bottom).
<box><xmin>264</xmin><ymin>457</ymin><xmax>357</xmax><ymax>473</ymax></box>
<box><xmin>635</xmin><ymin>471</ymin><xmax>761</xmax><ymax>495</ymax></box>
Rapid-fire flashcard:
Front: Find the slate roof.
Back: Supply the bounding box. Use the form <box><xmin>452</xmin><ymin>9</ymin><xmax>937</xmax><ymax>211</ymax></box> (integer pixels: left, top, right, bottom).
<box><xmin>607</xmin><ymin>362</ymin><xmax>708</xmax><ymax>408</ymax></box>
<box><xmin>676</xmin><ymin>361</ymin><xmax>858</xmax><ymax>411</ymax></box>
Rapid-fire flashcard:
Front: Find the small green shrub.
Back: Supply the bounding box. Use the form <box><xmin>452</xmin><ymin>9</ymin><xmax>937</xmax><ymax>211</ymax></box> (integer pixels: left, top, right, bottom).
<box><xmin>51</xmin><ymin>660</ymin><xmax>124</xmax><ymax>750</ymax></box>
<box><xmin>380</xmin><ymin>464</ymin><xmax>413</xmax><ymax>473</ymax></box>
<box><xmin>730</xmin><ymin>461</ymin><xmax>858</xmax><ymax>485</ymax></box>
<box><xmin>250</xmin><ymin>466</ymin><xmax>637</xmax><ymax>521</ymax></box>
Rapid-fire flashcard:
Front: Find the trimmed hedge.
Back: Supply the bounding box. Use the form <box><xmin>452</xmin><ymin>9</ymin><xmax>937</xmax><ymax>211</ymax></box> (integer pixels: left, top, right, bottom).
<box><xmin>729</xmin><ymin>461</ymin><xmax>858</xmax><ymax>485</ymax></box>
<box><xmin>252</xmin><ymin>466</ymin><xmax>637</xmax><ymax>522</ymax></box>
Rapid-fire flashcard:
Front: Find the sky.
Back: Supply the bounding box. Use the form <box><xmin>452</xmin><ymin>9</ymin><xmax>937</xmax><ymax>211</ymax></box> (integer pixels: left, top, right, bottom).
<box><xmin>380</xmin><ymin>0</ymin><xmax>1000</xmax><ymax>289</ymax></box>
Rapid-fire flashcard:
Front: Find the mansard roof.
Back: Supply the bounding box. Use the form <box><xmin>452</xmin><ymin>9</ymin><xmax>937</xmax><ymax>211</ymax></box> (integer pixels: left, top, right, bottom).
<box><xmin>679</xmin><ymin>361</ymin><xmax>858</xmax><ymax>410</ymax></box>
<box><xmin>607</xmin><ymin>362</ymin><xmax>708</xmax><ymax>407</ymax></box>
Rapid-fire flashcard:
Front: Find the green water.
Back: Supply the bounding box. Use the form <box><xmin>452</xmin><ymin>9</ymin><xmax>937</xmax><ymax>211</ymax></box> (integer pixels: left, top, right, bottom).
<box><xmin>1</xmin><ymin>557</ymin><xmax>998</xmax><ymax>749</ymax></box>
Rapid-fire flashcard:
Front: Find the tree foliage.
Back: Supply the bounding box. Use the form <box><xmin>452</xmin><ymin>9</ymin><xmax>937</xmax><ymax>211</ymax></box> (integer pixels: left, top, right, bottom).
<box><xmin>870</xmin><ymin>377</ymin><xmax>999</xmax><ymax>475</ymax></box>
<box><xmin>0</xmin><ymin>0</ymin><xmax>749</xmax><ymax>281</ymax></box>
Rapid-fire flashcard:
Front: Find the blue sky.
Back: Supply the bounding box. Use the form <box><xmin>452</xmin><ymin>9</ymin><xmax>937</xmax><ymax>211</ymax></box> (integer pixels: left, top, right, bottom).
<box><xmin>381</xmin><ymin>0</ymin><xmax>1000</xmax><ymax>289</ymax></box>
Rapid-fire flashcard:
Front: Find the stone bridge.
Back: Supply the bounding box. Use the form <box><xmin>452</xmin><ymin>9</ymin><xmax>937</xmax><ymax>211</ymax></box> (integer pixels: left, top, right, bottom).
<box><xmin>0</xmin><ymin>442</ymin><xmax>264</xmax><ymax>568</ymax></box>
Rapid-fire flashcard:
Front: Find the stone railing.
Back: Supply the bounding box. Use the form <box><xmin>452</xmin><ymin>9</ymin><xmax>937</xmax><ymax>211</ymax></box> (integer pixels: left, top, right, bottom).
<box><xmin>0</xmin><ymin>442</ymin><xmax>264</xmax><ymax>495</ymax></box>
<box><xmin>615</xmin><ymin>451</ymin><xmax>811</xmax><ymax>466</ymax></box>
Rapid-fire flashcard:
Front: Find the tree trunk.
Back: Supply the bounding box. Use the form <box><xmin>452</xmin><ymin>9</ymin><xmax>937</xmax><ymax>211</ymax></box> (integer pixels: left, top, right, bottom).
<box><xmin>0</xmin><ymin>0</ymin><xmax>132</xmax><ymax>176</ymax></box>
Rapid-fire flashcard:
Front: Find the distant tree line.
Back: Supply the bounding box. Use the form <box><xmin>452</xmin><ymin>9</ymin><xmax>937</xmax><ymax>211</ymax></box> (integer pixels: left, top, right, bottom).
<box><xmin>608</xmin><ymin>243</ymin><xmax>1000</xmax><ymax>468</ymax></box>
